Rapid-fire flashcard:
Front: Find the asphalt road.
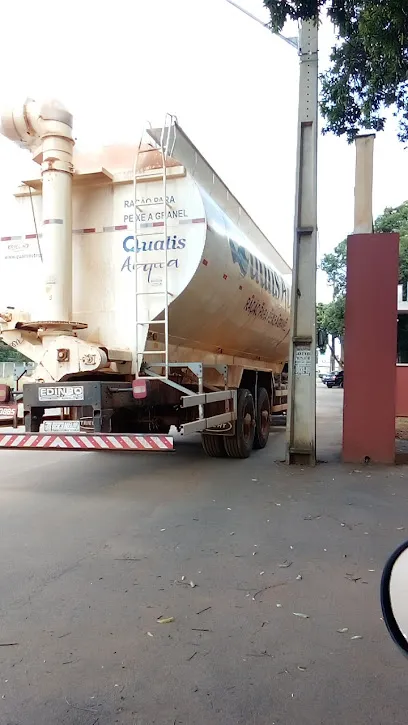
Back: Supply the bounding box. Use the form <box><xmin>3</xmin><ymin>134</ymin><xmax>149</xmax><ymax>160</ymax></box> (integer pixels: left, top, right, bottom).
<box><xmin>0</xmin><ymin>385</ymin><xmax>408</xmax><ymax>724</ymax></box>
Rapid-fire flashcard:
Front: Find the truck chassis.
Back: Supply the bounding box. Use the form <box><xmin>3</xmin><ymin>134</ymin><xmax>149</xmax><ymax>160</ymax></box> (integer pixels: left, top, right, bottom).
<box><xmin>0</xmin><ymin>362</ymin><xmax>287</xmax><ymax>459</ymax></box>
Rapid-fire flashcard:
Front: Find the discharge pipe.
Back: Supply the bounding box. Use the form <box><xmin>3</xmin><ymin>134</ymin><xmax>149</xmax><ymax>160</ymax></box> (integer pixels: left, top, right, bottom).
<box><xmin>0</xmin><ymin>98</ymin><xmax>74</xmax><ymax>323</ymax></box>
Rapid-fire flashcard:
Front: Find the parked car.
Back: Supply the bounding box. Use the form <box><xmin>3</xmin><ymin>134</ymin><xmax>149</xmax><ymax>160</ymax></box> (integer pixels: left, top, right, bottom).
<box><xmin>326</xmin><ymin>370</ymin><xmax>344</xmax><ymax>388</ymax></box>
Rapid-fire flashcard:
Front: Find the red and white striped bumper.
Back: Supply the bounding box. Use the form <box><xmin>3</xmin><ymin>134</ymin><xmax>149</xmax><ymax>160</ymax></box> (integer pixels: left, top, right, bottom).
<box><xmin>0</xmin><ymin>433</ymin><xmax>174</xmax><ymax>451</ymax></box>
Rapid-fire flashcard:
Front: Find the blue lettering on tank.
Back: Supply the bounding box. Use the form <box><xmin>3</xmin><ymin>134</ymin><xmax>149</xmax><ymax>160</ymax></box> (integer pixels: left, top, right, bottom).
<box><xmin>229</xmin><ymin>238</ymin><xmax>288</xmax><ymax>306</ymax></box>
<box><xmin>122</xmin><ymin>235</ymin><xmax>186</xmax><ymax>254</ymax></box>
<box><xmin>229</xmin><ymin>240</ymin><xmax>249</xmax><ymax>277</ymax></box>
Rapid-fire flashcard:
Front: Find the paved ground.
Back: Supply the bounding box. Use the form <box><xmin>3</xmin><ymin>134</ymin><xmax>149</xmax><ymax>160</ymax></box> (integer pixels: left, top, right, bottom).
<box><xmin>0</xmin><ymin>384</ymin><xmax>408</xmax><ymax>724</ymax></box>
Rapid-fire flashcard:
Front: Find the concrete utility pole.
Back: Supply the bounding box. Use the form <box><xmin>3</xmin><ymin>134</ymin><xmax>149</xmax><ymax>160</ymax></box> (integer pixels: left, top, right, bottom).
<box><xmin>286</xmin><ymin>19</ymin><xmax>318</xmax><ymax>466</ymax></box>
<box><xmin>223</xmin><ymin>1</ymin><xmax>319</xmax><ymax>465</ymax></box>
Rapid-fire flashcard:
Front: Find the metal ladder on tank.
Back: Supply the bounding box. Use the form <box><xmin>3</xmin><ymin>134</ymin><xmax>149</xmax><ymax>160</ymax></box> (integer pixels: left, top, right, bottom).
<box><xmin>133</xmin><ymin>115</ymin><xmax>177</xmax><ymax>380</ymax></box>
<box><xmin>132</xmin><ymin>118</ymin><xmax>238</xmax><ymax>434</ymax></box>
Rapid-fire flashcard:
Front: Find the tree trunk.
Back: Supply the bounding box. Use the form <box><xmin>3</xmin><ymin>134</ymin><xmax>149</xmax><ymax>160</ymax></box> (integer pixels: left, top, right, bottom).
<box><xmin>328</xmin><ymin>335</ymin><xmax>343</xmax><ymax>369</ymax></box>
<box><xmin>330</xmin><ymin>335</ymin><xmax>335</xmax><ymax>371</ymax></box>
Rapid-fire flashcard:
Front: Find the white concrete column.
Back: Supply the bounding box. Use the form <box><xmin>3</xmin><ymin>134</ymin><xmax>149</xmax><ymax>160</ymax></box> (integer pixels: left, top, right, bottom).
<box><xmin>354</xmin><ymin>134</ymin><xmax>375</xmax><ymax>234</ymax></box>
<box><xmin>286</xmin><ymin>19</ymin><xmax>319</xmax><ymax>466</ymax></box>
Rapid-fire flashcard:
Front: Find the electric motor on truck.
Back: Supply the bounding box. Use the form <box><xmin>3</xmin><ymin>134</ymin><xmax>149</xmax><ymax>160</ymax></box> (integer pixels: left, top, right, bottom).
<box><xmin>0</xmin><ymin>99</ymin><xmax>291</xmax><ymax>458</ymax></box>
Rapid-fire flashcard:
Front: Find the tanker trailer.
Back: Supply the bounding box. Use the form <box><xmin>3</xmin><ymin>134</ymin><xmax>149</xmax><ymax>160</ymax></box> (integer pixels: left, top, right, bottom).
<box><xmin>0</xmin><ymin>100</ymin><xmax>291</xmax><ymax>458</ymax></box>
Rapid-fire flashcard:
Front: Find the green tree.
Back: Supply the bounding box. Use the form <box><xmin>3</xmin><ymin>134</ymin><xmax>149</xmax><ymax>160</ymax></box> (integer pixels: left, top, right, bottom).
<box><xmin>318</xmin><ymin>239</ymin><xmax>347</xmax><ymax>365</ymax></box>
<box><xmin>316</xmin><ymin>297</ymin><xmax>345</xmax><ymax>366</ymax></box>
<box><xmin>316</xmin><ymin>302</ymin><xmax>327</xmax><ymax>350</ymax></box>
<box><xmin>264</xmin><ymin>0</ymin><xmax>408</xmax><ymax>142</ymax></box>
<box><xmin>317</xmin><ymin>200</ymin><xmax>408</xmax><ymax>364</ymax></box>
<box><xmin>375</xmin><ymin>200</ymin><xmax>408</xmax><ymax>285</ymax></box>
<box><xmin>322</xmin><ymin>296</ymin><xmax>345</xmax><ymax>341</ymax></box>
<box><xmin>320</xmin><ymin>239</ymin><xmax>347</xmax><ymax>297</ymax></box>
<box><xmin>322</xmin><ymin>202</ymin><xmax>408</xmax><ymax>290</ymax></box>
<box><xmin>0</xmin><ymin>339</ymin><xmax>30</xmax><ymax>363</ymax></box>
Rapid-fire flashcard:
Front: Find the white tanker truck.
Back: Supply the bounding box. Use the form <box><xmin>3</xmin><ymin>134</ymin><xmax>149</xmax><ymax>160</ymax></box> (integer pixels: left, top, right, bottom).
<box><xmin>0</xmin><ymin>100</ymin><xmax>291</xmax><ymax>458</ymax></box>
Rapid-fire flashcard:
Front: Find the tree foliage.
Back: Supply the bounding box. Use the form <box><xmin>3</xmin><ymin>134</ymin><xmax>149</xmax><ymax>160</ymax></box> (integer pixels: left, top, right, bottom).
<box><xmin>0</xmin><ymin>339</ymin><xmax>30</xmax><ymax>363</ymax></box>
<box><xmin>264</xmin><ymin>0</ymin><xmax>408</xmax><ymax>142</ymax></box>
<box><xmin>320</xmin><ymin>238</ymin><xmax>347</xmax><ymax>297</ymax></box>
<box><xmin>316</xmin><ymin>297</ymin><xmax>345</xmax><ymax>364</ymax></box>
<box><xmin>374</xmin><ymin>200</ymin><xmax>408</xmax><ymax>284</ymax></box>
<box><xmin>321</xmin><ymin>295</ymin><xmax>345</xmax><ymax>340</ymax></box>
<box><xmin>316</xmin><ymin>200</ymin><xmax>408</xmax><ymax>359</ymax></box>
<box><xmin>318</xmin><ymin>239</ymin><xmax>347</xmax><ymax>361</ymax></box>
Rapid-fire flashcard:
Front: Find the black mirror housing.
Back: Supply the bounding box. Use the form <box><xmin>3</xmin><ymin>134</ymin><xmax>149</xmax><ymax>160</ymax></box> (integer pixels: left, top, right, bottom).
<box><xmin>381</xmin><ymin>540</ymin><xmax>408</xmax><ymax>658</ymax></box>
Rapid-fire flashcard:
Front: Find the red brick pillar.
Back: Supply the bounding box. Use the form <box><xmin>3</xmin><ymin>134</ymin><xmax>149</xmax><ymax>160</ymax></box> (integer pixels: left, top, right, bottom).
<box><xmin>342</xmin><ymin>233</ymin><xmax>399</xmax><ymax>463</ymax></box>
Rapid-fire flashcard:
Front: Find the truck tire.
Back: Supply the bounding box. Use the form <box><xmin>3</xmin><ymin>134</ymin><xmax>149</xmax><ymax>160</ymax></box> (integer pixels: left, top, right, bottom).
<box><xmin>253</xmin><ymin>387</ymin><xmax>270</xmax><ymax>450</ymax></box>
<box><xmin>201</xmin><ymin>434</ymin><xmax>226</xmax><ymax>457</ymax></box>
<box><xmin>224</xmin><ymin>388</ymin><xmax>255</xmax><ymax>459</ymax></box>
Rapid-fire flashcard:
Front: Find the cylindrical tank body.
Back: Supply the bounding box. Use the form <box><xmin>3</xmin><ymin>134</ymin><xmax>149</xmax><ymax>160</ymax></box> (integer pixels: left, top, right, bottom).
<box><xmin>0</xmin><ymin>144</ymin><xmax>290</xmax><ymax>372</ymax></box>
<box><xmin>165</xmin><ymin>186</ymin><xmax>290</xmax><ymax>367</ymax></box>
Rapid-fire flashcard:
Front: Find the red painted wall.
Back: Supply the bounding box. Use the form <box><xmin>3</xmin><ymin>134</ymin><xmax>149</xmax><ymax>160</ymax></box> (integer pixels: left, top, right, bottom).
<box><xmin>343</xmin><ymin>233</ymin><xmax>399</xmax><ymax>463</ymax></box>
<box><xmin>396</xmin><ymin>365</ymin><xmax>408</xmax><ymax>417</ymax></box>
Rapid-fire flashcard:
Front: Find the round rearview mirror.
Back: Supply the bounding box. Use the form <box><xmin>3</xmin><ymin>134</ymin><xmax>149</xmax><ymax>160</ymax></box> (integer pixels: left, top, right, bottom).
<box><xmin>381</xmin><ymin>540</ymin><xmax>408</xmax><ymax>657</ymax></box>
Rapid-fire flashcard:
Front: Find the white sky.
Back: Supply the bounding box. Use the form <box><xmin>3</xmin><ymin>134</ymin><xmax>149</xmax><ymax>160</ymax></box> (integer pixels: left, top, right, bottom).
<box><xmin>0</xmin><ymin>0</ymin><xmax>407</xmax><ymax>302</ymax></box>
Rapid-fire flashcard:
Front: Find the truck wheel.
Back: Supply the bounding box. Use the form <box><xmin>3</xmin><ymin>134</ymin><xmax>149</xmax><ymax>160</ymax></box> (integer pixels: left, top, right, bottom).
<box><xmin>224</xmin><ymin>389</ymin><xmax>255</xmax><ymax>459</ymax></box>
<box><xmin>253</xmin><ymin>387</ymin><xmax>270</xmax><ymax>450</ymax></box>
<box><xmin>201</xmin><ymin>434</ymin><xmax>226</xmax><ymax>457</ymax></box>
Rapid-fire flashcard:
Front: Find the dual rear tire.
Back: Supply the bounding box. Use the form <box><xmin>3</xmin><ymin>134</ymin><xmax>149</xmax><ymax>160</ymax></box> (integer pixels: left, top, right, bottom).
<box><xmin>201</xmin><ymin>387</ymin><xmax>270</xmax><ymax>459</ymax></box>
<box><xmin>201</xmin><ymin>432</ymin><xmax>226</xmax><ymax>458</ymax></box>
